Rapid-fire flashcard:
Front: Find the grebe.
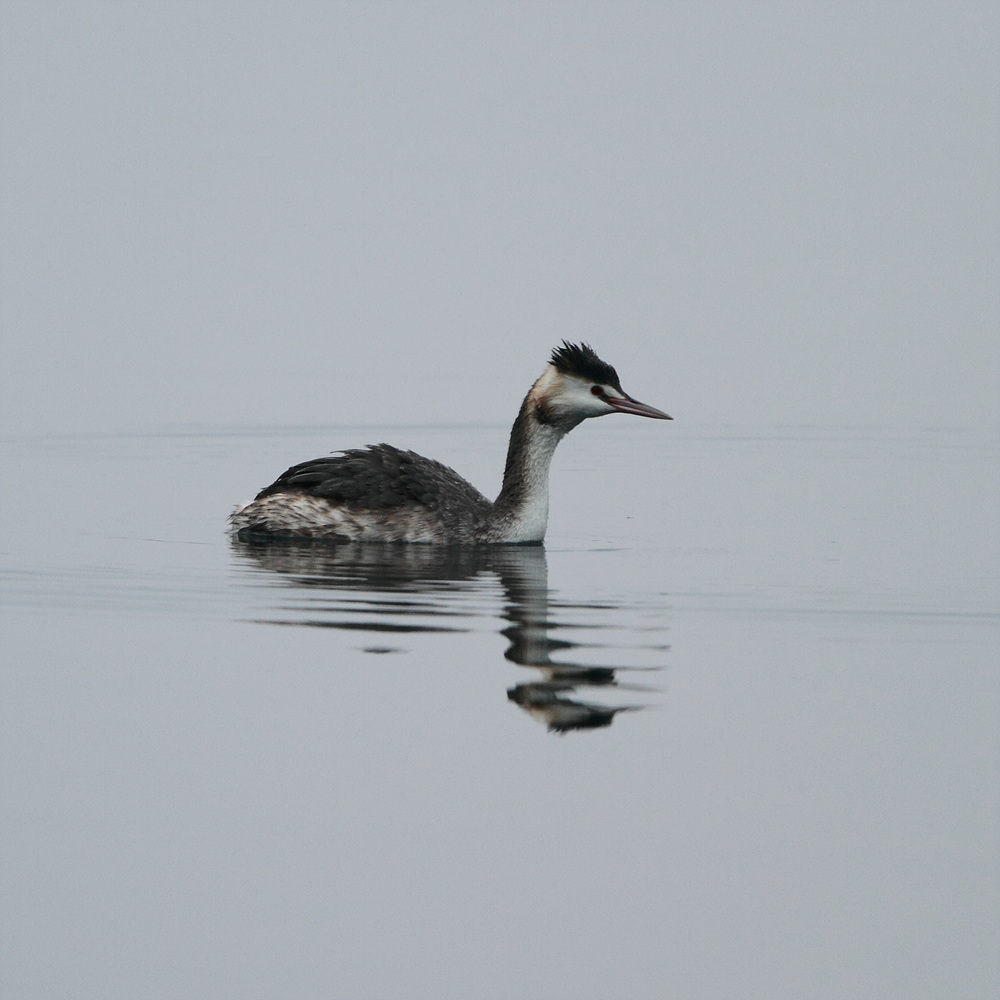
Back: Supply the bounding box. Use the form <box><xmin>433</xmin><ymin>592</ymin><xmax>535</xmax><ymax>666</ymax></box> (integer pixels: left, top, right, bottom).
<box><xmin>229</xmin><ymin>342</ymin><xmax>671</xmax><ymax>544</ymax></box>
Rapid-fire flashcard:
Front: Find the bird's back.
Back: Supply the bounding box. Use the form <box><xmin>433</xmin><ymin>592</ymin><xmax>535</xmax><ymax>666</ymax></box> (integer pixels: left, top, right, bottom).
<box><xmin>231</xmin><ymin>443</ymin><xmax>493</xmax><ymax>541</ymax></box>
<box><xmin>255</xmin><ymin>443</ymin><xmax>488</xmax><ymax>509</ymax></box>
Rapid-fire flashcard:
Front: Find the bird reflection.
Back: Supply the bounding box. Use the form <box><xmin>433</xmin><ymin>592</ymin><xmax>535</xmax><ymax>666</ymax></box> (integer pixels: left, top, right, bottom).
<box><xmin>231</xmin><ymin>538</ymin><xmax>658</xmax><ymax>732</ymax></box>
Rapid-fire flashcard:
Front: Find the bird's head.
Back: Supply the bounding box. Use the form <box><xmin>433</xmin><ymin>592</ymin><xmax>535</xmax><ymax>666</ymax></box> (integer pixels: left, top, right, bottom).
<box><xmin>531</xmin><ymin>341</ymin><xmax>672</xmax><ymax>425</ymax></box>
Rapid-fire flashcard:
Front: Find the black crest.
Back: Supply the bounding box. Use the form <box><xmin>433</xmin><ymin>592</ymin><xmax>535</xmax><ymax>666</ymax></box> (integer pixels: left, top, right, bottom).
<box><xmin>549</xmin><ymin>341</ymin><xmax>622</xmax><ymax>390</ymax></box>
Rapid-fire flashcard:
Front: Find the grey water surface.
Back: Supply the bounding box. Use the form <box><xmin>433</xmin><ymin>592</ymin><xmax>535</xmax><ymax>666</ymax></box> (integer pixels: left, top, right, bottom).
<box><xmin>2</xmin><ymin>420</ymin><xmax>997</xmax><ymax>999</ymax></box>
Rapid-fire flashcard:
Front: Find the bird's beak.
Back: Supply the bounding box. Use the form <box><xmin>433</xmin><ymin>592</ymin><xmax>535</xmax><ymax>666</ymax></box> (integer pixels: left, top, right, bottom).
<box><xmin>607</xmin><ymin>394</ymin><xmax>672</xmax><ymax>419</ymax></box>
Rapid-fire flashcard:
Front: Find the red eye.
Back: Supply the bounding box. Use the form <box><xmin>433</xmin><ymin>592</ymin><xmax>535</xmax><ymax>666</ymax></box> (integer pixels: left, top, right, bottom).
<box><xmin>591</xmin><ymin>385</ymin><xmax>604</xmax><ymax>396</ymax></box>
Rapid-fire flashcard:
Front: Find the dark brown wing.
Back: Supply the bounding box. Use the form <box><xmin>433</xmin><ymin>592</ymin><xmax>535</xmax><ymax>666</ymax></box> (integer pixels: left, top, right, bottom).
<box><xmin>253</xmin><ymin>443</ymin><xmax>491</xmax><ymax>513</ymax></box>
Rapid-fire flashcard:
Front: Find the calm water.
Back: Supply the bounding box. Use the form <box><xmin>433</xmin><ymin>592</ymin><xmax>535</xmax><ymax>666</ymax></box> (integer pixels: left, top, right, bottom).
<box><xmin>2</xmin><ymin>421</ymin><xmax>997</xmax><ymax>999</ymax></box>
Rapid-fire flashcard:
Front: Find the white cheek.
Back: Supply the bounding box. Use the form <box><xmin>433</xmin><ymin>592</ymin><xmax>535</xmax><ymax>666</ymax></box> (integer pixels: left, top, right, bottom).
<box><xmin>593</xmin><ymin>392</ymin><xmax>621</xmax><ymax>415</ymax></box>
<box><xmin>572</xmin><ymin>386</ymin><xmax>615</xmax><ymax>416</ymax></box>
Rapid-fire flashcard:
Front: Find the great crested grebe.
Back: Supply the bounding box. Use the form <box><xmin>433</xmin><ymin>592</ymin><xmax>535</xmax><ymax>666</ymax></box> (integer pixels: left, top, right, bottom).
<box><xmin>229</xmin><ymin>342</ymin><xmax>671</xmax><ymax>544</ymax></box>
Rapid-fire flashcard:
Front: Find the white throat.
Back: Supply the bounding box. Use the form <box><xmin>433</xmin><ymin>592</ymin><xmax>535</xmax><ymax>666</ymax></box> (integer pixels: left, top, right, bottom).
<box><xmin>500</xmin><ymin>420</ymin><xmax>566</xmax><ymax>542</ymax></box>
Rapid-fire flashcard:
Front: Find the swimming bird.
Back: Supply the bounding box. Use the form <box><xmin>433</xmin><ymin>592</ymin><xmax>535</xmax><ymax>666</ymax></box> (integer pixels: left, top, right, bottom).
<box><xmin>229</xmin><ymin>342</ymin><xmax>671</xmax><ymax>544</ymax></box>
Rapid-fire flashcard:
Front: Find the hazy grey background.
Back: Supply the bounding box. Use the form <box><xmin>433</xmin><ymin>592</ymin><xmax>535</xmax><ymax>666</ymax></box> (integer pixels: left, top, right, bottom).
<box><xmin>2</xmin><ymin>1</ymin><xmax>998</xmax><ymax>437</ymax></box>
<box><xmin>2</xmin><ymin>7</ymin><xmax>999</xmax><ymax>999</ymax></box>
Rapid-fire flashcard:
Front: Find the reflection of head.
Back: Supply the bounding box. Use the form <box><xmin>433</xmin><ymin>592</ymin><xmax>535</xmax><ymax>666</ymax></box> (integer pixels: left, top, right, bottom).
<box><xmin>508</xmin><ymin>683</ymin><xmax>639</xmax><ymax>734</ymax></box>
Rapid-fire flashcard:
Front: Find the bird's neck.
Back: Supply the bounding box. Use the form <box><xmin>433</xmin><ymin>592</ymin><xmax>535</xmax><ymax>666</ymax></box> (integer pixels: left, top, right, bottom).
<box><xmin>493</xmin><ymin>382</ymin><xmax>580</xmax><ymax>543</ymax></box>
